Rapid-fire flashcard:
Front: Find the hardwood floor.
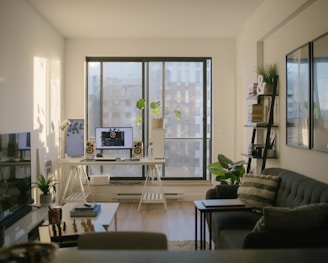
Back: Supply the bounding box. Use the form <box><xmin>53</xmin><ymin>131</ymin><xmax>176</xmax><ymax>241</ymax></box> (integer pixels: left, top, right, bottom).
<box><xmin>108</xmin><ymin>201</ymin><xmax>196</xmax><ymax>241</ymax></box>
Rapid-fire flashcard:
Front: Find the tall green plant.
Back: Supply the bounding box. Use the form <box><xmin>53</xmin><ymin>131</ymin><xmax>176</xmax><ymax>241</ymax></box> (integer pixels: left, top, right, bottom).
<box><xmin>207</xmin><ymin>154</ymin><xmax>245</xmax><ymax>184</ymax></box>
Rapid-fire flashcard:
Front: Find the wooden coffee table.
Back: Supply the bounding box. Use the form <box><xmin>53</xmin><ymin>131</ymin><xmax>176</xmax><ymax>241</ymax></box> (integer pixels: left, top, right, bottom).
<box><xmin>39</xmin><ymin>202</ymin><xmax>119</xmax><ymax>247</ymax></box>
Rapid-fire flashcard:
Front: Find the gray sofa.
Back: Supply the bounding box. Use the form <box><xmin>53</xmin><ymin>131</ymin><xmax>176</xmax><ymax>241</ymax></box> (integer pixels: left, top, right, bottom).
<box><xmin>206</xmin><ymin>167</ymin><xmax>328</xmax><ymax>249</ymax></box>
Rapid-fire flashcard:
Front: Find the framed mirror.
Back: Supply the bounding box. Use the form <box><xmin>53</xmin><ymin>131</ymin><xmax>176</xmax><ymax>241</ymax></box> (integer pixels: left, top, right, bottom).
<box><xmin>312</xmin><ymin>32</ymin><xmax>328</xmax><ymax>152</ymax></box>
<box><xmin>286</xmin><ymin>43</ymin><xmax>310</xmax><ymax>148</ymax></box>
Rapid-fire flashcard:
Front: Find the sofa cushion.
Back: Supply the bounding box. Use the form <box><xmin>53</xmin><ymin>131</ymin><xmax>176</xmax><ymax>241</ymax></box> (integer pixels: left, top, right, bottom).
<box><xmin>237</xmin><ymin>174</ymin><xmax>280</xmax><ymax>210</ymax></box>
<box><xmin>211</xmin><ymin>211</ymin><xmax>261</xmax><ymax>248</ymax></box>
<box><xmin>253</xmin><ymin>203</ymin><xmax>328</xmax><ymax>232</ymax></box>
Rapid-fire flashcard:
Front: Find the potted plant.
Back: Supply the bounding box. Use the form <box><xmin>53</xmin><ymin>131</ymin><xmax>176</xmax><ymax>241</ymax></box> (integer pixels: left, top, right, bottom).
<box><xmin>136</xmin><ymin>98</ymin><xmax>181</xmax><ymax>128</ymax></box>
<box><xmin>256</xmin><ymin>63</ymin><xmax>277</xmax><ymax>94</ymax></box>
<box><xmin>207</xmin><ymin>154</ymin><xmax>245</xmax><ymax>184</ymax></box>
<box><xmin>32</xmin><ymin>174</ymin><xmax>58</xmax><ymax>206</ymax></box>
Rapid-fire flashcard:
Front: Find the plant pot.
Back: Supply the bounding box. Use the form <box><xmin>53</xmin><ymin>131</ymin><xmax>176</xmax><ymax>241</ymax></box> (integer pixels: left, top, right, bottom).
<box><xmin>152</xmin><ymin>118</ymin><xmax>165</xmax><ymax>129</ymax></box>
<box><xmin>40</xmin><ymin>194</ymin><xmax>52</xmax><ymax>207</ymax></box>
<box><xmin>263</xmin><ymin>83</ymin><xmax>273</xmax><ymax>94</ymax></box>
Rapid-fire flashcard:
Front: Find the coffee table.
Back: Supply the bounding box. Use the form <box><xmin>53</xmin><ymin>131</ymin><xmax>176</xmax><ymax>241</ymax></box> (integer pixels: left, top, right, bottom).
<box><xmin>39</xmin><ymin>202</ymin><xmax>119</xmax><ymax>247</ymax></box>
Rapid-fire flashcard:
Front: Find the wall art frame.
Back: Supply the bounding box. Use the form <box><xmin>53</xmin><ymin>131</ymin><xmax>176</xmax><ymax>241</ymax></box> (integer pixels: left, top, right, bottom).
<box><xmin>286</xmin><ymin>43</ymin><xmax>311</xmax><ymax>148</ymax></box>
<box><xmin>311</xmin><ymin>32</ymin><xmax>328</xmax><ymax>152</ymax></box>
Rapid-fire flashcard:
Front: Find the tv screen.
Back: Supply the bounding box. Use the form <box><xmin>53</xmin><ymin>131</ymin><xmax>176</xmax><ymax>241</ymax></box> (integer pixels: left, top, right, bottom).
<box><xmin>0</xmin><ymin>132</ymin><xmax>32</xmax><ymax>228</ymax></box>
<box><xmin>95</xmin><ymin>127</ymin><xmax>133</xmax><ymax>150</ymax></box>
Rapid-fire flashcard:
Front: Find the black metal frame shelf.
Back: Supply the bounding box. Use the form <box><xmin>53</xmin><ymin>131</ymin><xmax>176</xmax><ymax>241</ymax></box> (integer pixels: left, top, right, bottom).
<box><xmin>244</xmin><ymin>75</ymin><xmax>279</xmax><ymax>173</ymax></box>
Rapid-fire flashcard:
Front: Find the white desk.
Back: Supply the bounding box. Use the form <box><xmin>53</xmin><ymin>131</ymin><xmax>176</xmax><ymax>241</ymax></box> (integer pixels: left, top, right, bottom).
<box><xmin>59</xmin><ymin>158</ymin><xmax>166</xmax><ymax>210</ymax></box>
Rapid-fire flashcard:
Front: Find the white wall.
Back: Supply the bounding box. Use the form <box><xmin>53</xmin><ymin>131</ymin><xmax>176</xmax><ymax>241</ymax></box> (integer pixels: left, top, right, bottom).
<box><xmin>237</xmin><ymin>0</ymin><xmax>328</xmax><ymax>182</ymax></box>
<box><xmin>65</xmin><ymin>38</ymin><xmax>237</xmax><ymax>160</ymax></box>
<box><xmin>0</xmin><ymin>0</ymin><xmax>65</xmax><ymax>197</ymax></box>
<box><xmin>2</xmin><ymin>0</ymin><xmax>328</xmax><ymax>202</ymax></box>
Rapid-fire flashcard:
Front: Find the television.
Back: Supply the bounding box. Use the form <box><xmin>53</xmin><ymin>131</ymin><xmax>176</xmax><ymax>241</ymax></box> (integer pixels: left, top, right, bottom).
<box><xmin>0</xmin><ymin>132</ymin><xmax>32</xmax><ymax>229</ymax></box>
<box><xmin>95</xmin><ymin>127</ymin><xmax>133</xmax><ymax>150</ymax></box>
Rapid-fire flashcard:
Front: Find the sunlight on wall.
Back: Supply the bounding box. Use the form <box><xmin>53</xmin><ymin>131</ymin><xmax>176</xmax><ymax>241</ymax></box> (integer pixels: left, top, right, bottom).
<box><xmin>33</xmin><ymin>56</ymin><xmax>61</xmax><ymax>202</ymax></box>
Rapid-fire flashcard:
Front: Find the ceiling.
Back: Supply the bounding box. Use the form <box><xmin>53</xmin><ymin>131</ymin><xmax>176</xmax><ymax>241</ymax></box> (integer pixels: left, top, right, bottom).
<box><xmin>26</xmin><ymin>0</ymin><xmax>264</xmax><ymax>39</ymax></box>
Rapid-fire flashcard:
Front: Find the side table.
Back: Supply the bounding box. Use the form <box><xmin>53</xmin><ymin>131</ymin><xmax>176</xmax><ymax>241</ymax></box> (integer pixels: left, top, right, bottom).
<box><xmin>194</xmin><ymin>199</ymin><xmax>251</xmax><ymax>250</ymax></box>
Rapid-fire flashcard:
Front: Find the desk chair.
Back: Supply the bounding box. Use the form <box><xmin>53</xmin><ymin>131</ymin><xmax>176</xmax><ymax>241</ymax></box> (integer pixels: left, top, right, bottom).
<box><xmin>77</xmin><ymin>231</ymin><xmax>168</xmax><ymax>250</ymax></box>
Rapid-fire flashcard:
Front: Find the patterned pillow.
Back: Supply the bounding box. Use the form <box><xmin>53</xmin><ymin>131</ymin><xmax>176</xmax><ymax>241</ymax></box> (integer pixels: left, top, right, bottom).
<box><xmin>237</xmin><ymin>174</ymin><xmax>281</xmax><ymax>210</ymax></box>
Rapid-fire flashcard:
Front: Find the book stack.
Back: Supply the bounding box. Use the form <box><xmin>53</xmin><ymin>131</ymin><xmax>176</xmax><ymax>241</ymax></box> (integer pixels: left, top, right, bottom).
<box><xmin>248</xmin><ymin>104</ymin><xmax>263</xmax><ymax>123</ymax></box>
<box><xmin>70</xmin><ymin>203</ymin><xmax>101</xmax><ymax>217</ymax></box>
<box><xmin>248</xmin><ymin>83</ymin><xmax>258</xmax><ymax>96</ymax></box>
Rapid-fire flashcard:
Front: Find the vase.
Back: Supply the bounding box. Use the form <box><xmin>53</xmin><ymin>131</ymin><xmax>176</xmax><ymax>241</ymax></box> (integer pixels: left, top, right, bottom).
<box><xmin>40</xmin><ymin>194</ymin><xmax>52</xmax><ymax>207</ymax></box>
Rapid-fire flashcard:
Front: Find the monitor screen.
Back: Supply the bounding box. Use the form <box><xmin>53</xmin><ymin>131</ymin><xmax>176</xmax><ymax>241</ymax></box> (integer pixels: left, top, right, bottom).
<box><xmin>95</xmin><ymin>127</ymin><xmax>133</xmax><ymax>150</ymax></box>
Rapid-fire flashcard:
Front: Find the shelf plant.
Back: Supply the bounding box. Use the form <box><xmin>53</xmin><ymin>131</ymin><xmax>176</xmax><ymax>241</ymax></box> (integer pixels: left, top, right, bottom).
<box><xmin>207</xmin><ymin>154</ymin><xmax>245</xmax><ymax>184</ymax></box>
<box><xmin>256</xmin><ymin>63</ymin><xmax>277</xmax><ymax>84</ymax></box>
<box><xmin>136</xmin><ymin>98</ymin><xmax>181</xmax><ymax>126</ymax></box>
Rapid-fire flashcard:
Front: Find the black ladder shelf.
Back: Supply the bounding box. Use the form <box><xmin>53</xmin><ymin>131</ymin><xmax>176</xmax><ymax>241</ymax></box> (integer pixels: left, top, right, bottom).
<box><xmin>246</xmin><ymin>75</ymin><xmax>278</xmax><ymax>173</ymax></box>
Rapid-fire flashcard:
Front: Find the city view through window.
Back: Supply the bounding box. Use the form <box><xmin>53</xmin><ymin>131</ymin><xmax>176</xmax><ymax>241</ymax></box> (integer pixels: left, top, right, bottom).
<box><xmin>87</xmin><ymin>58</ymin><xmax>211</xmax><ymax>180</ymax></box>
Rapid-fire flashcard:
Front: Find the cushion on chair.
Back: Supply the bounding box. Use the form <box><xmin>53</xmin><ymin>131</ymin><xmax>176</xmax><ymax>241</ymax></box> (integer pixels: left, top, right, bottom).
<box><xmin>237</xmin><ymin>174</ymin><xmax>281</xmax><ymax>211</ymax></box>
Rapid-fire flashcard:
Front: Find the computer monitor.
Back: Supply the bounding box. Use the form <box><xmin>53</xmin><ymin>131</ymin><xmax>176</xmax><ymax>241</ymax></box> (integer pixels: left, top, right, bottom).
<box><xmin>95</xmin><ymin>127</ymin><xmax>133</xmax><ymax>150</ymax></box>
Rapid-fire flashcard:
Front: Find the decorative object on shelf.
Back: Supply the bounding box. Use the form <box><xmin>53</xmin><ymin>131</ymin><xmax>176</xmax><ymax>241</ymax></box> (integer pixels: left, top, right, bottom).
<box><xmin>256</xmin><ymin>63</ymin><xmax>277</xmax><ymax>94</ymax></box>
<box><xmin>32</xmin><ymin>174</ymin><xmax>58</xmax><ymax>206</ymax></box>
<box><xmin>207</xmin><ymin>154</ymin><xmax>245</xmax><ymax>184</ymax></box>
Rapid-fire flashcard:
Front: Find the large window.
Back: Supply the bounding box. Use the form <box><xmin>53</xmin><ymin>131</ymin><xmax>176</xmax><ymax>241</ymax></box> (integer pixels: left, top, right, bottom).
<box><xmin>86</xmin><ymin>57</ymin><xmax>212</xmax><ymax>180</ymax></box>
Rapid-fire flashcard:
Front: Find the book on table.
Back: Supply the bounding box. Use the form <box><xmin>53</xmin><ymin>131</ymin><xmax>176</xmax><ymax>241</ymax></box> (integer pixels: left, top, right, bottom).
<box><xmin>202</xmin><ymin>199</ymin><xmax>245</xmax><ymax>208</ymax></box>
<box><xmin>70</xmin><ymin>203</ymin><xmax>101</xmax><ymax>217</ymax></box>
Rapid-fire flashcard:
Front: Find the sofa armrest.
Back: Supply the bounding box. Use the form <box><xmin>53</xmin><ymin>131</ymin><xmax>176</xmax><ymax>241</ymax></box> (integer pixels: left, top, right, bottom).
<box><xmin>206</xmin><ymin>184</ymin><xmax>239</xmax><ymax>200</ymax></box>
<box><xmin>243</xmin><ymin>230</ymin><xmax>328</xmax><ymax>249</ymax></box>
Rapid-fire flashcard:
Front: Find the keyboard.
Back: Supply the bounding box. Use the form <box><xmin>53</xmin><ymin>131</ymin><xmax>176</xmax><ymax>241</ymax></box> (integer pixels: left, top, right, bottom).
<box><xmin>94</xmin><ymin>158</ymin><xmax>116</xmax><ymax>161</ymax></box>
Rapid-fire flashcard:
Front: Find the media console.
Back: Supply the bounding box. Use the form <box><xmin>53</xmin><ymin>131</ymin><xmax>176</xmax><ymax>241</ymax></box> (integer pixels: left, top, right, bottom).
<box><xmin>4</xmin><ymin>206</ymin><xmax>48</xmax><ymax>247</ymax></box>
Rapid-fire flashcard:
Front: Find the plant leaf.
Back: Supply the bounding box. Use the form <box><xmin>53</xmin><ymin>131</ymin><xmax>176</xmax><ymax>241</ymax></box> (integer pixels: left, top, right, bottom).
<box><xmin>174</xmin><ymin>109</ymin><xmax>181</xmax><ymax>120</ymax></box>
<box><xmin>136</xmin><ymin>115</ymin><xmax>142</xmax><ymax>126</ymax></box>
<box><xmin>136</xmin><ymin>98</ymin><xmax>145</xmax><ymax>110</ymax></box>
<box><xmin>217</xmin><ymin>154</ymin><xmax>233</xmax><ymax>169</ymax></box>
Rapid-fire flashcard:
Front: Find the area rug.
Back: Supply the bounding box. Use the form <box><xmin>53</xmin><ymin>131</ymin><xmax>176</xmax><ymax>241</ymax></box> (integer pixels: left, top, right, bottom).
<box><xmin>167</xmin><ymin>240</ymin><xmax>209</xmax><ymax>251</ymax></box>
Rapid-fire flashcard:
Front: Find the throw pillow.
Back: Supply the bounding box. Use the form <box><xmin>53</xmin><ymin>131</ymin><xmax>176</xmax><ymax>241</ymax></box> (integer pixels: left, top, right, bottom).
<box><xmin>237</xmin><ymin>174</ymin><xmax>280</xmax><ymax>210</ymax></box>
<box><xmin>261</xmin><ymin>203</ymin><xmax>328</xmax><ymax>231</ymax></box>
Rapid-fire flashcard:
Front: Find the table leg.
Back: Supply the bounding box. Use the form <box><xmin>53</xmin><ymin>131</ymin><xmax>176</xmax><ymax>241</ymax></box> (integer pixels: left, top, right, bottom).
<box><xmin>60</xmin><ymin>166</ymin><xmax>75</xmax><ymax>205</ymax></box>
<box><xmin>195</xmin><ymin>206</ymin><xmax>198</xmax><ymax>250</ymax></box>
<box><xmin>209</xmin><ymin>212</ymin><xmax>212</xmax><ymax>250</ymax></box>
<box><xmin>114</xmin><ymin>211</ymin><xmax>117</xmax><ymax>231</ymax></box>
<box><xmin>200</xmin><ymin>210</ymin><xmax>203</xmax><ymax>249</ymax></box>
